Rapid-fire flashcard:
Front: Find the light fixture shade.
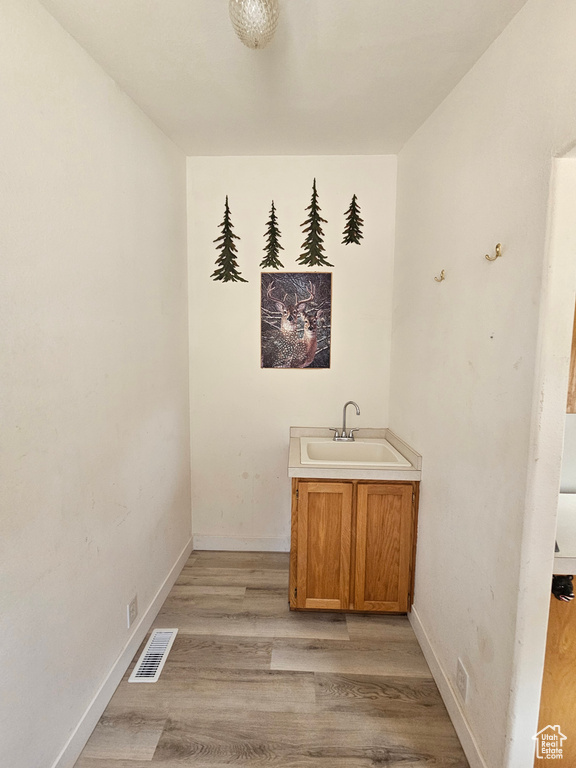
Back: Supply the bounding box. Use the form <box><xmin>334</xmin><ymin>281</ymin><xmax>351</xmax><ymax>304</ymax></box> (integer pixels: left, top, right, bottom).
<box><xmin>229</xmin><ymin>0</ymin><xmax>280</xmax><ymax>50</ymax></box>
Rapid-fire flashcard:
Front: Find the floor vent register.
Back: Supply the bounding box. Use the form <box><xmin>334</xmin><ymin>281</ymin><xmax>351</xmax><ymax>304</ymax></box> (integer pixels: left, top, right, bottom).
<box><xmin>128</xmin><ymin>628</ymin><xmax>178</xmax><ymax>683</ymax></box>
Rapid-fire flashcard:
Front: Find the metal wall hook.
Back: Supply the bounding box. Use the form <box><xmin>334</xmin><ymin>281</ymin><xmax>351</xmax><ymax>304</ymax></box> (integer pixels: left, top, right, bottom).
<box><xmin>434</xmin><ymin>269</ymin><xmax>446</xmax><ymax>282</ymax></box>
<box><xmin>485</xmin><ymin>243</ymin><xmax>502</xmax><ymax>262</ymax></box>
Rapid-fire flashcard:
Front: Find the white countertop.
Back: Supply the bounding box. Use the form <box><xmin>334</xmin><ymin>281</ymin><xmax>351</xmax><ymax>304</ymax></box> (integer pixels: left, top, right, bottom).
<box><xmin>288</xmin><ymin>427</ymin><xmax>422</xmax><ymax>481</ymax></box>
<box><xmin>554</xmin><ymin>493</ymin><xmax>576</xmax><ymax>574</ymax></box>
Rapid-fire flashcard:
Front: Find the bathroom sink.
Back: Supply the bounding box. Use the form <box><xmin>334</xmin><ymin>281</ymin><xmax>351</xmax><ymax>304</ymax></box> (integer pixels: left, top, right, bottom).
<box><xmin>300</xmin><ymin>437</ymin><xmax>412</xmax><ymax>467</ymax></box>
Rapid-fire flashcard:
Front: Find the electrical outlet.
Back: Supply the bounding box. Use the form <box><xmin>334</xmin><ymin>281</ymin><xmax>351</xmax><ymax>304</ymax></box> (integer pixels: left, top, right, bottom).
<box><xmin>127</xmin><ymin>595</ymin><xmax>138</xmax><ymax>629</ymax></box>
<box><xmin>456</xmin><ymin>658</ymin><xmax>469</xmax><ymax>703</ymax></box>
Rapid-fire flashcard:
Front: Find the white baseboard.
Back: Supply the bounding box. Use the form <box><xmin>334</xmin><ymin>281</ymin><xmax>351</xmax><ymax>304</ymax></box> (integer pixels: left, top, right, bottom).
<box><xmin>192</xmin><ymin>535</ymin><xmax>289</xmax><ymax>552</ymax></box>
<box><xmin>409</xmin><ymin>605</ymin><xmax>489</xmax><ymax>768</ymax></box>
<box><xmin>51</xmin><ymin>536</ymin><xmax>194</xmax><ymax>768</ymax></box>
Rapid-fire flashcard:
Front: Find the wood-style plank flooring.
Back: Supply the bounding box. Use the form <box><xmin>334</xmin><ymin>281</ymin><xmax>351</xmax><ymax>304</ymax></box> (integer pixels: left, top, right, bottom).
<box><xmin>74</xmin><ymin>551</ymin><xmax>469</xmax><ymax>767</ymax></box>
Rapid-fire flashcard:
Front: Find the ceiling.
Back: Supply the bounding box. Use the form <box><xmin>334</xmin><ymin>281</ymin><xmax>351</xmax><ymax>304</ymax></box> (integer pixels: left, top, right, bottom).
<box><xmin>38</xmin><ymin>0</ymin><xmax>527</xmax><ymax>156</ymax></box>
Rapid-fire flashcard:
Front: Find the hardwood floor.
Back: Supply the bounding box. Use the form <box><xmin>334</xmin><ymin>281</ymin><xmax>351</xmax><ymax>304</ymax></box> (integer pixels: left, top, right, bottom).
<box><xmin>74</xmin><ymin>551</ymin><xmax>469</xmax><ymax>767</ymax></box>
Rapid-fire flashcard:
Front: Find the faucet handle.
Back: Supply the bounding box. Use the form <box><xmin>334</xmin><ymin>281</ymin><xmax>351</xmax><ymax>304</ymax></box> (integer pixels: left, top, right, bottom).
<box><xmin>329</xmin><ymin>428</ymin><xmax>341</xmax><ymax>440</ymax></box>
<box><xmin>347</xmin><ymin>428</ymin><xmax>360</xmax><ymax>440</ymax></box>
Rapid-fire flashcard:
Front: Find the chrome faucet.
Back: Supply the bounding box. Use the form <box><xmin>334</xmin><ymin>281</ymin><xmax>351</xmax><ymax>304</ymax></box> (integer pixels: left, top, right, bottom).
<box><xmin>330</xmin><ymin>401</ymin><xmax>361</xmax><ymax>441</ymax></box>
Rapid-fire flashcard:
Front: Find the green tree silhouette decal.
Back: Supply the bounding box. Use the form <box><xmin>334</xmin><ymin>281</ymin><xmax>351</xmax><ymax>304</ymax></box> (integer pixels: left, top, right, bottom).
<box><xmin>260</xmin><ymin>200</ymin><xmax>284</xmax><ymax>270</ymax></box>
<box><xmin>342</xmin><ymin>194</ymin><xmax>364</xmax><ymax>245</ymax></box>
<box><xmin>211</xmin><ymin>196</ymin><xmax>247</xmax><ymax>283</ymax></box>
<box><xmin>297</xmin><ymin>179</ymin><xmax>333</xmax><ymax>267</ymax></box>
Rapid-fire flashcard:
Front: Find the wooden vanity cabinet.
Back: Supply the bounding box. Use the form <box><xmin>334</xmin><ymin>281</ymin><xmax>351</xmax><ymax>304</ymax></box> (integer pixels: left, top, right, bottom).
<box><xmin>289</xmin><ymin>479</ymin><xmax>419</xmax><ymax>614</ymax></box>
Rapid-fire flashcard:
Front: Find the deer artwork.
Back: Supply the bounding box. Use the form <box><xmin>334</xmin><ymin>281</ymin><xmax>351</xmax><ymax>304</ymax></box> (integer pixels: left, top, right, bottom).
<box><xmin>261</xmin><ymin>279</ymin><xmax>322</xmax><ymax>368</ymax></box>
<box><xmin>266</xmin><ymin>280</ymin><xmax>297</xmax><ymax>335</ymax></box>
<box><xmin>290</xmin><ymin>308</ymin><xmax>324</xmax><ymax>368</ymax></box>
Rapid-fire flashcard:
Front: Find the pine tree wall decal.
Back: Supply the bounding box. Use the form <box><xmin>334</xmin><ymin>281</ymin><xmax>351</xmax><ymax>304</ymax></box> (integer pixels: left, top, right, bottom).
<box><xmin>297</xmin><ymin>178</ymin><xmax>333</xmax><ymax>267</ymax></box>
<box><xmin>211</xmin><ymin>196</ymin><xmax>247</xmax><ymax>283</ymax></box>
<box><xmin>260</xmin><ymin>200</ymin><xmax>284</xmax><ymax>270</ymax></box>
<box><xmin>342</xmin><ymin>194</ymin><xmax>364</xmax><ymax>245</ymax></box>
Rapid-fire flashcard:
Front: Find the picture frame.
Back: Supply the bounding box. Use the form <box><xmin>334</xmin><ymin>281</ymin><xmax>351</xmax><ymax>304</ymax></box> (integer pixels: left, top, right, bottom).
<box><xmin>260</xmin><ymin>272</ymin><xmax>332</xmax><ymax>369</ymax></box>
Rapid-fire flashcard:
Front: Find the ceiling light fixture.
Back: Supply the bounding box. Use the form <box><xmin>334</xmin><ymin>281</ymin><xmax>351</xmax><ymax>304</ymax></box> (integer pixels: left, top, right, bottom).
<box><xmin>229</xmin><ymin>0</ymin><xmax>280</xmax><ymax>50</ymax></box>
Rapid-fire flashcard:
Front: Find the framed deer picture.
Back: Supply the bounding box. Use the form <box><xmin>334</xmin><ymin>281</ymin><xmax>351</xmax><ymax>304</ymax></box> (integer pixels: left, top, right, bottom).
<box><xmin>261</xmin><ymin>272</ymin><xmax>332</xmax><ymax>369</ymax></box>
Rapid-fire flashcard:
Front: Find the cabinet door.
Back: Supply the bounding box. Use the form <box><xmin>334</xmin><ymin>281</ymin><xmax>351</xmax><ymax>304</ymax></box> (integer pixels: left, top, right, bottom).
<box><xmin>535</xmin><ymin>597</ymin><xmax>576</xmax><ymax>766</ymax></box>
<box><xmin>296</xmin><ymin>482</ymin><xmax>353</xmax><ymax>610</ymax></box>
<box><xmin>354</xmin><ymin>483</ymin><xmax>413</xmax><ymax>612</ymax></box>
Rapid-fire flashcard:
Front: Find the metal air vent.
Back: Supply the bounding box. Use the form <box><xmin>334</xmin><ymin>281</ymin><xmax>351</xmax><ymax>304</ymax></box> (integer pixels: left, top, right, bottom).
<box><xmin>128</xmin><ymin>628</ymin><xmax>178</xmax><ymax>683</ymax></box>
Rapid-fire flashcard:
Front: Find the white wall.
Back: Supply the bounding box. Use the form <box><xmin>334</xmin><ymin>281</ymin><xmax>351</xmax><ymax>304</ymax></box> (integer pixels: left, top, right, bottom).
<box><xmin>188</xmin><ymin>156</ymin><xmax>396</xmax><ymax>550</ymax></box>
<box><xmin>560</xmin><ymin>414</ymin><xmax>576</xmax><ymax>493</ymax></box>
<box><xmin>390</xmin><ymin>2</ymin><xmax>576</xmax><ymax>766</ymax></box>
<box><xmin>0</xmin><ymin>2</ymin><xmax>191</xmax><ymax>767</ymax></box>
